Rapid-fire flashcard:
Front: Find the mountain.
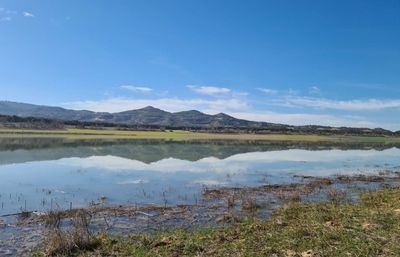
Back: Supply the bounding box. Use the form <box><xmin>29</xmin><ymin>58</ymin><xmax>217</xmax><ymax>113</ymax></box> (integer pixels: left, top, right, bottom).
<box><xmin>0</xmin><ymin>101</ymin><xmax>397</xmax><ymax>136</ymax></box>
<box><xmin>105</xmin><ymin>106</ymin><xmax>172</xmax><ymax>125</ymax></box>
<box><xmin>0</xmin><ymin>101</ymin><xmax>266</xmax><ymax>128</ymax></box>
<box><xmin>0</xmin><ymin>101</ymin><xmax>97</xmax><ymax>121</ymax></box>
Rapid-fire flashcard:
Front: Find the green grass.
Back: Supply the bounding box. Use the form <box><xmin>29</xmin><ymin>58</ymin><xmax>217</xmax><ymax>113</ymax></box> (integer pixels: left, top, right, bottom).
<box><xmin>35</xmin><ymin>187</ymin><xmax>400</xmax><ymax>256</ymax></box>
<box><xmin>1</xmin><ymin>128</ymin><xmax>400</xmax><ymax>142</ymax></box>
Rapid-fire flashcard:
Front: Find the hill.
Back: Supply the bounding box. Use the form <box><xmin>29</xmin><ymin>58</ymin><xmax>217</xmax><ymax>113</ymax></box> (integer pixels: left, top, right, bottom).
<box><xmin>0</xmin><ymin>101</ymin><xmax>268</xmax><ymax>128</ymax></box>
<box><xmin>0</xmin><ymin>101</ymin><xmax>398</xmax><ymax>136</ymax></box>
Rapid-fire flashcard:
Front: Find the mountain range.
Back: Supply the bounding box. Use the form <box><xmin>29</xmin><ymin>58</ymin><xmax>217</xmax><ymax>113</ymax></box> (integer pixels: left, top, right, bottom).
<box><xmin>0</xmin><ymin>101</ymin><xmax>397</xmax><ymax>135</ymax></box>
<box><xmin>0</xmin><ymin>100</ymin><xmax>270</xmax><ymax>128</ymax></box>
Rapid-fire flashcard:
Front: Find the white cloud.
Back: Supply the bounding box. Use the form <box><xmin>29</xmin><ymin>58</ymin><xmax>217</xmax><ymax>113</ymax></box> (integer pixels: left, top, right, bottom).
<box><xmin>191</xmin><ymin>179</ymin><xmax>228</xmax><ymax>186</ymax></box>
<box><xmin>57</xmin><ymin>148</ymin><xmax>400</xmax><ymax>175</ymax></box>
<box><xmin>281</xmin><ymin>97</ymin><xmax>400</xmax><ymax>111</ymax></box>
<box><xmin>117</xmin><ymin>179</ymin><xmax>148</xmax><ymax>185</ymax></box>
<box><xmin>0</xmin><ymin>8</ymin><xmax>16</xmax><ymax>15</ymax></box>
<box><xmin>233</xmin><ymin>91</ymin><xmax>249</xmax><ymax>96</ymax></box>
<box><xmin>0</xmin><ymin>16</ymin><xmax>11</xmax><ymax>22</ymax></box>
<box><xmin>63</xmin><ymin>97</ymin><xmax>249</xmax><ymax>113</ymax></box>
<box><xmin>0</xmin><ymin>7</ymin><xmax>13</xmax><ymax>22</ymax></box>
<box><xmin>187</xmin><ymin>85</ymin><xmax>231</xmax><ymax>95</ymax></box>
<box><xmin>0</xmin><ymin>8</ymin><xmax>35</xmax><ymax>21</ymax></box>
<box><xmin>257</xmin><ymin>88</ymin><xmax>278</xmax><ymax>94</ymax></box>
<box><xmin>23</xmin><ymin>11</ymin><xmax>35</xmax><ymax>18</ymax></box>
<box><xmin>61</xmin><ymin>96</ymin><xmax>399</xmax><ymax>129</ymax></box>
<box><xmin>228</xmin><ymin>111</ymin><xmax>384</xmax><ymax>128</ymax></box>
<box><xmin>120</xmin><ymin>85</ymin><xmax>153</xmax><ymax>93</ymax></box>
<box><xmin>308</xmin><ymin>86</ymin><xmax>321</xmax><ymax>94</ymax></box>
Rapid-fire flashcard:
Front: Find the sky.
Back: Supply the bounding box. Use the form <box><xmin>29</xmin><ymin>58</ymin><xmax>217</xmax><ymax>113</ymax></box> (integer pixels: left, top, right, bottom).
<box><xmin>0</xmin><ymin>0</ymin><xmax>400</xmax><ymax>130</ymax></box>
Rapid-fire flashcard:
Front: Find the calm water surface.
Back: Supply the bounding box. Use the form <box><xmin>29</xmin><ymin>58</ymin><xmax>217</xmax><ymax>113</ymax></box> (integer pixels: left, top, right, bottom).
<box><xmin>0</xmin><ymin>138</ymin><xmax>399</xmax><ymax>215</ymax></box>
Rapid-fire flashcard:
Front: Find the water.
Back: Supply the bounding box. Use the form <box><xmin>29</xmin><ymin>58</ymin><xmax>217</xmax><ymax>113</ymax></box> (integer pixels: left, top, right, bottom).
<box><xmin>0</xmin><ymin>138</ymin><xmax>400</xmax><ymax>215</ymax></box>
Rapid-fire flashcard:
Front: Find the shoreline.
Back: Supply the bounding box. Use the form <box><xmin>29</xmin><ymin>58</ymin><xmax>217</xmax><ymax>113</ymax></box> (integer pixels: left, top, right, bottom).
<box><xmin>1</xmin><ymin>128</ymin><xmax>400</xmax><ymax>142</ymax></box>
<box><xmin>65</xmin><ymin>186</ymin><xmax>400</xmax><ymax>256</ymax></box>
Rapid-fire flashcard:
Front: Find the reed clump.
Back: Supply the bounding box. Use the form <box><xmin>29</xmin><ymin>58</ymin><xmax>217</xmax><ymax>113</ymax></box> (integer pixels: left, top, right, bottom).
<box><xmin>42</xmin><ymin>210</ymin><xmax>98</xmax><ymax>256</ymax></box>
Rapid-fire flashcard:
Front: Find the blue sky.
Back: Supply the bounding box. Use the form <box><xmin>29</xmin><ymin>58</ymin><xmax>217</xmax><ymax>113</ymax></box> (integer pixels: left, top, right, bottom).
<box><xmin>1</xmin><ymin>0</ymin><xmax>399</xmax><ymax>130</ymax></box>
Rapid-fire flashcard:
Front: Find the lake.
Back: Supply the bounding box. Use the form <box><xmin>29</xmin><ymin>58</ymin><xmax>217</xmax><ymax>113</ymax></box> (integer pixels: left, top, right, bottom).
<box><xmin>1</xmin><ymin>138</ymin><xmax>400</xmax><ymax>216</ymax></box>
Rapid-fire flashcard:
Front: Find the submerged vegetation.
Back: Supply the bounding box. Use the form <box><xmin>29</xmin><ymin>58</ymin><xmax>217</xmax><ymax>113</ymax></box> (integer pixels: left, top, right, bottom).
<box><xmin>33</xmin><ymin>187</ymin><xmax>400</xmax><ymax>256</ymax></box>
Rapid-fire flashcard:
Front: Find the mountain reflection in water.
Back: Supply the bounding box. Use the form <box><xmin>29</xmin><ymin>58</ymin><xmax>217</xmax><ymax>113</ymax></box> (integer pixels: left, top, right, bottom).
<box><xmin>0</xmin><ymin>138</ymin><xmax>399</xmax><ymax>215</ymax></box>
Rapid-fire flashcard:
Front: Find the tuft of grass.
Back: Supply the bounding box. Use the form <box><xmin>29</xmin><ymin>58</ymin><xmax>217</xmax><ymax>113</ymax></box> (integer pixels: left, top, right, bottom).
<box><xmin>35</xmin><ymin>187</ymin><xmax>400</xmax><ymax>256</ymax></box>
<box><xmin>36</xmin><ymin>210</ymin><xmax>98</xmax><ymax>257</ymax></box>
<box><xmin>43</xmin><ymin>210</ymin><xmax>63</xmax><ymax>229</ymax></box>
<box><xmin>327</xmin><ymin>187</ymin><xmax>348</xmax><ymax>204</ymax></box>
<box><xmin>240</xmin><ymin>196</ymin><xmax>260</xmax><ymax>212</ymax></box>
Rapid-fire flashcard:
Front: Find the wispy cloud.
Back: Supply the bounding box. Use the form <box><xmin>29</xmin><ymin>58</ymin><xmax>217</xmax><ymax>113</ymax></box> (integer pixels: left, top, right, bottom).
<box><xmin>0</xmin><ymin>16</ymin><xmax>11</xmax><ymax>22</ymax></box>
<box><xmin>63</xmin><ymin>97</ymin><xmax>249</xmax><ymax>113</ymax></box>
<box><xmin>280</xmin><ymin>97</ymin><xmax>400</xmax><ymax>111</ymax></box>
<box><xmin>187</xmin><ymin>85</ymin><xmax>231</xmax><ymax>95</ymax></box>
<box><xmin>61</xmin><ymin>84</ymin><xmax>400</xmax><ymax>130</ymax></box>
<box><xmin>0</xmin><ymin>7</ymin><xmax>17</xmax><ymax>15</ymax></box>
<box><xmin>23</xmin><ymin>11</ymin><xmax>35</xmax><ymax>18</ymax></box>
<box><xmin>229</xmin><ymin>111</ymin><xmax>381</xmax><ymax>128</ymax></box>
<box><xmin>61</xmin><ymin>96</ymin><xmax>398</xmax><ymax>129</ymax></box>
<box><xmin>120</xmin><ymin>85</ymin><xmax>153</xmax><ymax>93</ymax></box>
<box><xmin>0</xmin><ymin>7</ymin><xmax>14</xmax><ymax>22</ymax></box>
<box><xmin>0</xmin><ymin>8</ymin><xmax>35</xmax><ymax>22</ymax></box>
<box><xmin>308</xmin><ymin>86</ymin><xmax>321</xmax><ymax>94</ymax></box>
<box><xmin>257</xmin><ymin>88</ymin><xmax>278</xmax><ymax>94</ymax></box>
<box><xmin>255</xmin><ymin>86</ymin><xmax>400</xmax><ymax>111</ymax></box>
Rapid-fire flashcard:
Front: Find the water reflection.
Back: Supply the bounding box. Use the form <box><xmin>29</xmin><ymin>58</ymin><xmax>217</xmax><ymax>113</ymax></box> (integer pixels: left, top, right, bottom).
<box><xmin>0</xmin><ymin>138</ymin><xmax>399</xmax><ymax>215</ymax></box>
<box><xmin>0</xmin><ymin>138</ymin><xmax>400</xmax><ymax>165</ymax></box>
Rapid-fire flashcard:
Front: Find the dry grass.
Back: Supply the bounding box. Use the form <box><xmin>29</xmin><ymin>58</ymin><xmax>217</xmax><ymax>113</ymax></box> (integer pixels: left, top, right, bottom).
<box><xmin>327</xmin><ymin>188</ymin><xmax>348</xmax><ymax>204</ymax></box>
<box><xmin>240</xmin><ymin>196</ymin><xmax>260</xmax><ymax>211</ymax></box>
<box><xmin>40</xmin><ymin>210</ymin><xmax>97</xmax><ymax>257</ymax></box>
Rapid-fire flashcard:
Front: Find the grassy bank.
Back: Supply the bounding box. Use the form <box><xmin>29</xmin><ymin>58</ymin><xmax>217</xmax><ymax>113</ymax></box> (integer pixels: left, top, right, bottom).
<box><xmin>1</xmin><ymin>128</ymin><xmax>400</xmax><ymax>142</ymax></box>
<box><xmin>35</xmin><ymin>187</ymin><xmax>400</xmax><ymax>256</ymax></box>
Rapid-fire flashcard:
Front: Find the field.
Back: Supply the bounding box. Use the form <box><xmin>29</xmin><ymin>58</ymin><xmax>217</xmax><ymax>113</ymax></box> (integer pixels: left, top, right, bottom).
<box><xmin>1</xmin><ymin>128</ymin><xmax>400</xmax><ymax>142</ymax></box>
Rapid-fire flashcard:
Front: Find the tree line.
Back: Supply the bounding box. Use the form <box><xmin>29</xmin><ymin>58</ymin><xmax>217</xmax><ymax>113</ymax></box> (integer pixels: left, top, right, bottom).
<box><xmin>0</xmin><ymin>114</ymin><xmax>398</xmax><ymax>136</ymax></box>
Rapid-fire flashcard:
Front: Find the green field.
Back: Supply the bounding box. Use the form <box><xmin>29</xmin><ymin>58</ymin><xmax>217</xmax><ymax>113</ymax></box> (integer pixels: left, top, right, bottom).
<box><xmin>0</xmin><ymin>128</ymin><xmax>400</xmax><ymax>142</ymax></box>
